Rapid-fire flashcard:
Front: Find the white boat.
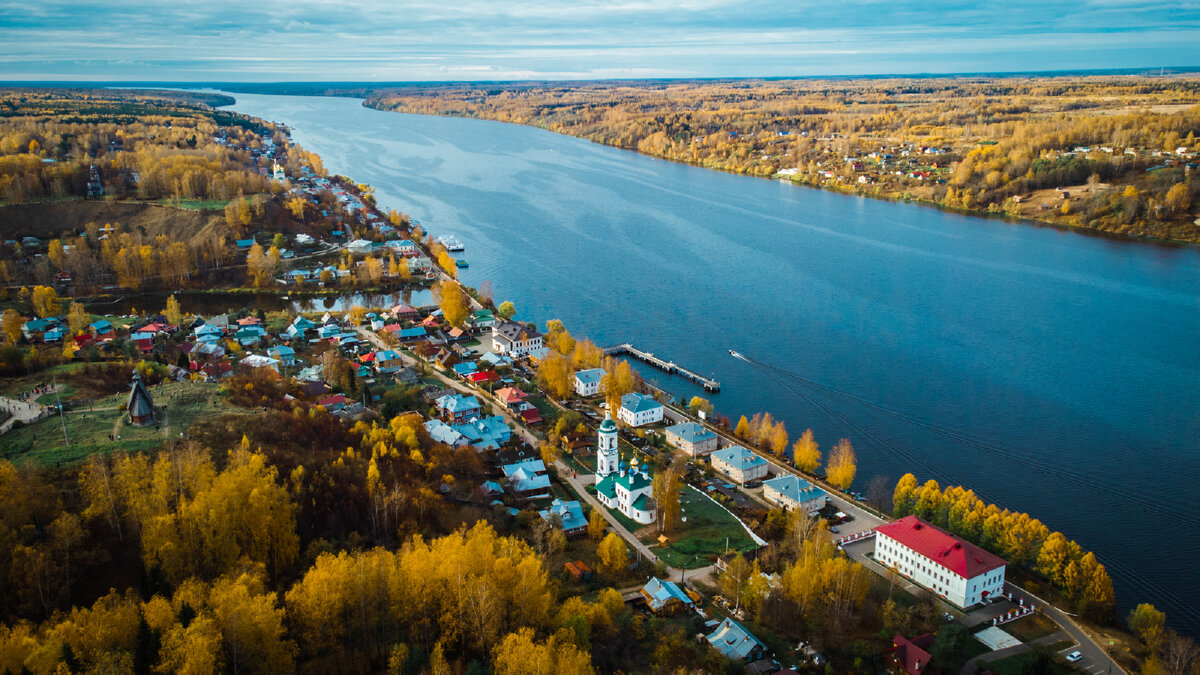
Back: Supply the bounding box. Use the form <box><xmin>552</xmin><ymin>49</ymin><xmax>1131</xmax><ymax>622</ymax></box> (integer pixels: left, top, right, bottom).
<box><xmin>436</xmin><ymin>235</ymin><xmax>465</xmax><ymax>252</ymax></box>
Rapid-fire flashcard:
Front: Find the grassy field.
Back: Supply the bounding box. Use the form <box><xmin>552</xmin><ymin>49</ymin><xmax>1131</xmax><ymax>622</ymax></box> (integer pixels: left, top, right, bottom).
<box><xmin>1003</xmin><ymin>612</ymin><xmax>1060</xmax><ymax>642</ymax></box>
<box><xmin>1</xmin><ymin>379</ymin><xmax>246</xmax><ymax>465</ymax></box>
<box><xmin>650</xmin><ymin>485</ymin><xmax>757</xmax><ymax>569</ymax></box>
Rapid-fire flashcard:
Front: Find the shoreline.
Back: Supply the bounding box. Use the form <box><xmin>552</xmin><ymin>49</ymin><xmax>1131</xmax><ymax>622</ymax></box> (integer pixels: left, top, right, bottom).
<box><xmin>359</xmin><ymin>100</ymin><xmax>1200</xmax><ymax>248</ymax></box>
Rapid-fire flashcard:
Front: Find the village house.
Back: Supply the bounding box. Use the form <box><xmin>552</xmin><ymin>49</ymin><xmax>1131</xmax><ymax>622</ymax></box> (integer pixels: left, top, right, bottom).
<box><xmin>240</xmin><ymin>354</ymin><xmax>281</xmax><ymax>372</ymax></box>
<box><xmin>886</xmin><ymin>633</ymin><xmax>935</xmax><ymax>675</ymax></box>
<box><xmin>493</xmin><ymin>386</ymin><xmax>527</xmax><ymax>407</ymax></box>
<box><xmin>640</xmin><ymin>578</ymin><xmax>694</xmax><ymax>615</ymax></box>
<box><xmin>705</xmin><ymin>618</ymin><xmax>766</xmax><ymax>662</ymax></box>
<box><xmin>319</xmin><ymin>394</ymin><xmax>347</xmax><ymax>412</ymax></box>
<box><xmin>453</xmin><ymin>416</ymin><xmax>512</xmax><ymax>450</ymax></box>
<box><xmin>269</xmin><ymin>345</ymin><xmax>296</xmax><ymax>366</ymax></box>
<box><xmin>425</xmin><ymin>419</ymin><xmax>468</xmax><ymax>447</ymax></box>
<box><xmin>501</xmin><ymin>458</ymin><xmax>551</xmax><ymax>499</ymax></box>
<box><xmin>874</xmin><ymin>515</ymin><xmax>1007</xmax><ymax>609</ymax></box>
<box><xmin>710</xmin><ymin>446</ymin><xmax>769</xmax><ymax>485</ymax></box>
<box><xmin>539</xmin><ymin>499</ymin><xmax>587</xmax><ymax>536</ymax></box>
<box><xmin>762</xmin><ymin>475</ymin><xmax>827</xmax><ymax>515</ymax></box>
<box><xmin>618</xmin><ymin>392</ymin><xmax>664</xmax><ymax>427</ymax></box>
<box><xmin>89</xmin><ymin>319</ymin><xmax>113</xmax><ymax>336</ymax></box>
<box><xmin>375</xmin><ymin>349</ymin><xmax>405</xmax><ymax>374</ymax></box>
<box><xmin>130</xmin><ymin>332</ymin><xmax>154</xmax><ymax>352</ymax></box>
<box><xmin>664</xmin><ymin>421</ymin><xmax>718</xmax><ymax>456</ymax></box>
<box><xmin>574</xmin><ymin>368</ymin><xmax>605</xmax><ymax>397</ymax></box>
<box><xmin>21</xmin><ymin>318</ymin><xmax>58</xmax><ymax>341</ymax></box>
<box><xmin>491</xmin><ymin>320</ymin><xmax>545</xmax><ymax>359</ymax></box>
<box><xmin>435</xmin><ymin>393</ymin><xmax>481</xmax><ymax>424</ymax></box>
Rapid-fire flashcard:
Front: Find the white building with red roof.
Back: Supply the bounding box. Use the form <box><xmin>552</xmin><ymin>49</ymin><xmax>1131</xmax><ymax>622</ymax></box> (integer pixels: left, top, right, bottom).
<box><xmin>873</xmin><ymin>515</ymin><xmax>1006</xmax><ymax>609</ymax></box>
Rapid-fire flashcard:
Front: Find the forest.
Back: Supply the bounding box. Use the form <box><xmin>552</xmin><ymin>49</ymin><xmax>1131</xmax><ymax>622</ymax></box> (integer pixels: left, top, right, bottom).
<box><xmin>0</xmin><ymin>89</ymin><xmax>386</xmax><ymax>294</ymax></box>
<box><xmin>367</xmin><ymin>76</ymin><xmax>1200</xmax><ymax>242</ymax></box>
<box><xmin>0</xmin><ymin>364</ymin><xmax>903</xmax><ymax>675</ymax></box>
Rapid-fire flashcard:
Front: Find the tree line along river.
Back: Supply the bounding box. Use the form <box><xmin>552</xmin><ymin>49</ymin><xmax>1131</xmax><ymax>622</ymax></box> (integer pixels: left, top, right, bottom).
<box><xmin>221</xmin><ymin>92</ymin><xmax>1200</xmax><ymax>636</ymax></box>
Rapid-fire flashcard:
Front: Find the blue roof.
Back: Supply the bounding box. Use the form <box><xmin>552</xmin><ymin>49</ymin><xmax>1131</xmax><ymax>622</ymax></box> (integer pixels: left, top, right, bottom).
<box><xmin>666</xmin><ymin>421</ymin><xmax>716</xmax><ymax>444</ymax></box>
<box><xmin>270</xmin><ymin>345</ymin><xmax>295</xmax><ymax>357</ymax></box>
<box><xmin>436</xmin><ymin>394</ymin><xmax>480</xmax><ymax>414</ymax></box>
<box><xmin>399</xmin><ymin>327</ymin><xmax>427</xmax><ymax>338</ymax></box>
<box><xmin>540</xmin><ymin>499</ymin><xmax>586</xmax><ymax>532</ymax></box>
<box><xmin>452</xmin><ymin>416</ymin><xmax>511</xmax><ymax>450</ymax></box>
<box><xmin>23</xmin><ymin>318</ymin><xmax>53</xmax><ymax>331</ymax></box>
<box><xmin>763</xmin><ymin>475</ymin><xmax>827</xmax><ymax>505</ymax></box>
<box><xmin>706</xmin><ymin>618</ymin><xmax>764</xmax><ymax>660</ymax></box>
<box><xmin>642</xmin><ymin>577</ymin><xmax>694</xmax><ymax>612</ymax></box>
<box><xmin>711</xmin><ymin>446</ymin><xmax>767</xmax><ymax>471</ymax></box>
<box><xmin>480</xmin><ymin>351</ymin><xmax>513</xmax><ymax>366</ymax></box>
<box><xmin>425</xmin><ymin>419</ymin><xmax>466</xmax><ymax>446</ymax></box>
<box><xmin>89</xmin><ymin>319</ymin><xmax>112</xmax><ymax>331</ymax></box>
<box><xmin>452</xmin><ymin>361</ymin><xmax>478</xmax><ymax>375</ymax></box>
<box><xmin>621</xmin><ymin>392</ymin><xmax>662</xmax><ymax>414</ymax></box>
<box><xmin>501</xmin><ymin>459</ymin><xmax>550</xmax><ymax>493</ymax></box>
<box><xmin>236</xmin><ymin>238</ymin><xmax>254</xmax><ymax>247</ymax></box>
<box><xmin>130</xmin><ymin>332</ymin><xmax>153</xmax><ymax>340</ymax></box>
<box><xmin>575</xmin><ymin>368</ymin><xmax>605</xmax><ymax>385</ymax></box>
<box><xmin>376</xmin><ymin>350</ymin><xmax>400</xmax><ymax>361</ymax></box>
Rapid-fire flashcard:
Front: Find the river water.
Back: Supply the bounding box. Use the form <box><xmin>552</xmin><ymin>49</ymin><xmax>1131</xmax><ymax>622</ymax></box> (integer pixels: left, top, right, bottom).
<box><xmin>224</xmin><ymin>93</ymin><xmax>1200</xmax><ymax>634</ymax></box>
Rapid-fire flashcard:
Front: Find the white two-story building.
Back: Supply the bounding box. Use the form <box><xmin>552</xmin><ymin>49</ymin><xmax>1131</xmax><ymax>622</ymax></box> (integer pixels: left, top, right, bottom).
<box><xmin>491</xmin><ymin>320</ymin><xmax>545</xmax><ymax>359</ymax></box>
<box><xmin>618</xmin><ymin>392</ymin><xmax>664</xmax><ymax>427</ymax></box>
<box><xmin>874</xmin><ymin>515</ymin><xmax>1007</xmax><ymax>609</ymax></box>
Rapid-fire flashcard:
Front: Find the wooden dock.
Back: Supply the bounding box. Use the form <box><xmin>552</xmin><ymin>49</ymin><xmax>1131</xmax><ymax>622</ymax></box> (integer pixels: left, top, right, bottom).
<box><xmin>603</xmin><ymin>343</ymin><xmax>720</xmax><ymax>392</ymax></box>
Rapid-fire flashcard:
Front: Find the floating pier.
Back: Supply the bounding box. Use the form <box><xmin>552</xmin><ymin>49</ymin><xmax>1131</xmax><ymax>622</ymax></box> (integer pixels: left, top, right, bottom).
<box><xmin>602</xmin><ymin>343</ymin><xmax>720</xmax><ymax>392</ymax></box>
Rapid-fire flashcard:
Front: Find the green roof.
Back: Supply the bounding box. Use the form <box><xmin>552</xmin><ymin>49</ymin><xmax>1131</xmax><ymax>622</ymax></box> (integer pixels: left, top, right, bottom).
<box><xmin>618</xmin><ymin>470</ymin><xmax>652</xmax><ymax>492</ymax></box>
<box><xmin>631</xmin><ymin>494</ymin><xmax>651</xmax><ymax>512</ymax></box>
<box><xmin>595</xmin><ymin>474</ymin><xmax>617</xmax><ymax>500</ymax></box>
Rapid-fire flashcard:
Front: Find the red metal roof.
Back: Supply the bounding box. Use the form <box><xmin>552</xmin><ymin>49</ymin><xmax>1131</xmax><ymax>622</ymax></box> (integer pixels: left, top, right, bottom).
<box><xmin>890</xmin><ymin>633</ymin><xmax>934</xmax><ymax>675</ymax></box>
<box><xmin>876</xmin><ymin>515</ymin><xmax>1006</xmax><ymax>579</ymax></box>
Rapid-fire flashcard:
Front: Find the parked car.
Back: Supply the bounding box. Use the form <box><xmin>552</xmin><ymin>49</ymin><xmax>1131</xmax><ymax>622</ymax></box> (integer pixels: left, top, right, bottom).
<box><xmin>829</xmin><ymin>526</ymin><xmax>840</xmax><ymax>534</ymax></box>
<box><xmin>743</xmin><ymin>480</ymin><xmax>761</xmax><ymax>489</ymax></box>
<box><xmin>1065</xmin><ymin>651</ymin><xmax>1083</xmax><ymax>663</ymax></box>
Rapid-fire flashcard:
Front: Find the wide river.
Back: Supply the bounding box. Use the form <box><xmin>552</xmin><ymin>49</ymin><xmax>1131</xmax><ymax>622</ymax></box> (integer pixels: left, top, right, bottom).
<box><xmin>225</xmin><ymin>93</ymin><xmax>1200</xmax><ymax>634</ymax></box>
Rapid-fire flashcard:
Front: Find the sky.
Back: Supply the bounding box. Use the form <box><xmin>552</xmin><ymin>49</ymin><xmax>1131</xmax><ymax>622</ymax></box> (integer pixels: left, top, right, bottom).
<box><xmin>1</xmin><ymin>0</ymin><xmax>1199</xmax><ymax>82</ymax></box>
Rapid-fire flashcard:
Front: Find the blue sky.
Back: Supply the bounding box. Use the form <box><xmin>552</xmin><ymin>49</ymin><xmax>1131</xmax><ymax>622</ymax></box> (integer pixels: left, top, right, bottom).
<box><xmin>1</xmin><ymin>0</ymin><xmax>1198</xmax><ymax>81</ymax></box>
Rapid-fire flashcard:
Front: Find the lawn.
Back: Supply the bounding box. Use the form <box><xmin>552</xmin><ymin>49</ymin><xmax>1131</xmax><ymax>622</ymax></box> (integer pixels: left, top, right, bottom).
<box><xmin>1</xmin><ymin>379</ymin><xmax>245</xmax><ymax>465</ymax></box>
<box><xmin>650</xmin><ymin>485</ymin><xmax>757</xmax><ymax>569</ymax></box>
<box><xmin>1003</xmin><ymin>612</ymin><xmax>1060</xmax><ymax>643</ymax></box>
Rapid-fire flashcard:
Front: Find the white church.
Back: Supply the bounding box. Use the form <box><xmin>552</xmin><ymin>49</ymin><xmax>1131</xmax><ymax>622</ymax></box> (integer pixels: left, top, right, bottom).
<box><xmin>594</xmin><ymin>413</ymin><xmax>656</xmax><ymax>525</ymax></box>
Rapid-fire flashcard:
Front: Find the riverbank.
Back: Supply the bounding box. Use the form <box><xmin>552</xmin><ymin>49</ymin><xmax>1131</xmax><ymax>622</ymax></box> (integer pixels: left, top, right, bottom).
<box><xmin>362</xmin><ymin>77</ymin><xmax>1200</xmax><ymax>244</ymax></box>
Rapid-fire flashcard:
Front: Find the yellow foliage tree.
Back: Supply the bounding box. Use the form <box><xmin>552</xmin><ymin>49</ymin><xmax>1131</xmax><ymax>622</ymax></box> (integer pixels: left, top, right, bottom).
<box><xmin>596</xmin><ymin>532</ymin><xmax>629</xmax><ymax>577</ymax></box>
<box><xmin>793</xmin><ymin>429</ymin><xmax>820</xmax><ymax>473</ymax></box>
<box><xmin>31</xmin><ymin>285</ymin><xmax>61</xmax><ymax>318</ymax></box>
<box><xmin>826</xmin><ymin>438</ymin><xmax>857</xmax><ymax>490</ymax></box>
<box><xmin>437</xmin><ymin>281</ymin><xmax>469</xmax><ymax>328</ymax></box>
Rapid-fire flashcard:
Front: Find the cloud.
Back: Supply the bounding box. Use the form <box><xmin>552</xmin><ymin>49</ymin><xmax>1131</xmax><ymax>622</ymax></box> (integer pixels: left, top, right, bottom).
<box><xmin>0</xmin><ymin>0</ymin><xmax>1197</xmax><ymax>80</ymax></box>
